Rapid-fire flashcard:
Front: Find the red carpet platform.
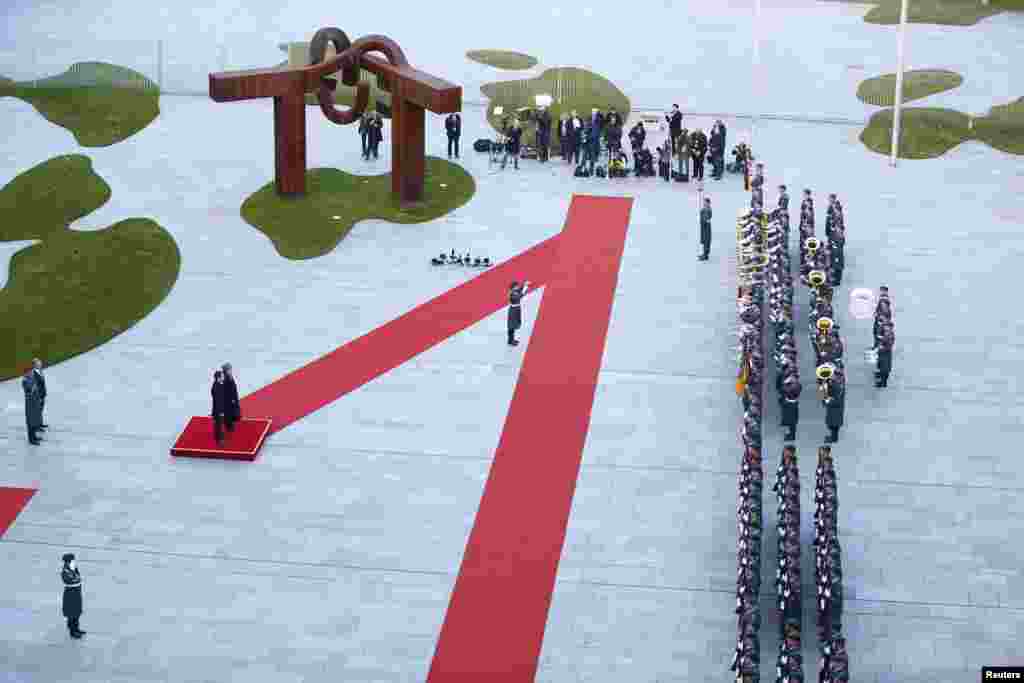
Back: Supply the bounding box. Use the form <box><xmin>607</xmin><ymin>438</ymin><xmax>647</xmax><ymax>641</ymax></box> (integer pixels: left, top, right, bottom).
<box><xmin>170</xmin><ymin>417</ymin><xmax>272</xmax><ymax>460</ymax></box>
<box><xmin>0</xmin><ymin>487</ymin><xmax>37</xmax><ymax>537</ymax></box>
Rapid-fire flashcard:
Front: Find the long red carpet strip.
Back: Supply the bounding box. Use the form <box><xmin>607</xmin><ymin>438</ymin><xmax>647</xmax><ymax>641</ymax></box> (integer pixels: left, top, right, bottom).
<box><xmin>240</xmin><ymin>236</ymin><xmax>560</xmax><ymax>434</ymax></box>
<box><xmin>0</xmin><ymin>487</ymin><xmax>37</xmax><ymax>537</ymax></box>
<box><xmin>427</xmin><ymin>195</ymin><xmax>634</xmax><ymax>682</ymax></box>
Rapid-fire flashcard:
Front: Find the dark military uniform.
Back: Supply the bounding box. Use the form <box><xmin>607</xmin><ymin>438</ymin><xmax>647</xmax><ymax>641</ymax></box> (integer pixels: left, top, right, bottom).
<box><xmin>699</xmin><ymin>206</ymin><xmax>712</xmax><ymax>260</ymax></box>
<box><xmin>211</xmin><ymin>378</ymin><xmax>228</xmax><ymax>444</ymax></box>
<box><xmin>824</xmin><ymin>383</ymin><xmax>844</xmax><ymax>443</ymax></box>
<box><xmin>507</xmin><ymin>282</ymin><xmax>528</xmax><ymax>345</ymax></box>
<box><xmin>61</xmin><ymin>558</ymin><xmax>85</xmax><ymax>638</ymax></box>
<box><xmin>23</xmin><ymin>373</ymin><xmax>43</xmax><ymax>444</ymax></box>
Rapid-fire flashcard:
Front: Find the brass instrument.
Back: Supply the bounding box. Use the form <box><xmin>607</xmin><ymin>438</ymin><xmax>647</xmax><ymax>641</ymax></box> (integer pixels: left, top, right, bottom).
<box><xmin>817</xmin><ymin>317</ymin><xmax>833</xmax><ymax>334</ymax></box>
<box><xmin>805</xmin><ymin>237</ymin><xmax>820</xmax><ymax>255</ymax></box>
<box><xmin>808</xmin><ymin>270</ymin><xmax>826</xmax><ymax>288</ymax></box>
<box><xmin>816</xmin><ymin>363</ymin><xmax>835</xmax><ymax>402</ymax></box>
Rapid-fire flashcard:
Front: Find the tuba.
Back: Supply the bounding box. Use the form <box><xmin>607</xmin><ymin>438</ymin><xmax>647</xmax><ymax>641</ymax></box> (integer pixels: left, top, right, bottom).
<box><xmin>816</xmin><ymin>362</ymin><xmax>835</xmax><ymax>401</ymax></box>
<box><xmin>805</xmin><ymin>237</ymin><xmax>820</xmax><ymax>256</ymax></box>
<box><xmin>808</xmin><ymin>270</ymin><xmax>827</xmax><ymax>288</ymax></box>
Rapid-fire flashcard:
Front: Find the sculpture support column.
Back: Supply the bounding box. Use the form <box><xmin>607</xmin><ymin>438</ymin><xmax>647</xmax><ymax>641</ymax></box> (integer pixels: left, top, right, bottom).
<box><xmin>392</xmin><ymin>82</ymin><xmax>425</xmax><ymax>205</ymax></box>
<box><xmin>274</xmin><ymin>94</ymin><xmax>307</xmax><ymax>195</ymax></box>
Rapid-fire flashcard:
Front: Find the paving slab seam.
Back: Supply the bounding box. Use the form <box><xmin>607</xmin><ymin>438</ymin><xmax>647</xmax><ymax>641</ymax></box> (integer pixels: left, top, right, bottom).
<box><xmin>0</xmin><ymin>538</ymin><xmax>452</xmax><ymax>578</ymax></box>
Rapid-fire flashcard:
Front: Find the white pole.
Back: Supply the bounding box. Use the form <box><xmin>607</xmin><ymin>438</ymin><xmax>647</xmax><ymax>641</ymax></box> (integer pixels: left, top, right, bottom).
<box><xmin>157</xmin><ymin>40</ymin><xmax>163</xmax><ymax>91</ymax></box>
<box><xmin>752</xmin><ymin>0</ymin><xmax>762</xmax><ymax>151</ymax></box>
<box><xmin>890</xmin><ymin>0</ymin><xmax>909</xmax><ymax>166</ymax></box>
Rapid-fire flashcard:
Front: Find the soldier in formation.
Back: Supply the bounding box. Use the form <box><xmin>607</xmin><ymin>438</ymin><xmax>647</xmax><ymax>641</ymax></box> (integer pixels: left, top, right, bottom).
<box><xmin>774</xmin><ymin>446</ymin><xmax>804</xmax><ymax>683</ymax></box>
<box><xmin>873</xmin><ymin>286</ymin><xmax>894</xmax><ymax>388</ymax></box>
<box><xmin>825</xmin><ymin>194</ymin><xmax>846</xmax><ymax>287</ymax></box>
<box><xmin>732</xmin><ymin>444</ymin><xmax>763</xmax><ymax>682</ymax></box>
<box><xmin>814</xmin><ymin>446</ymin><xmax>850</xmax><ymax>682</ymax></box>
<box><xmin>766</xmin><ymin>196</ymin><xmax>800</xmax><ymax>442</ymax></box>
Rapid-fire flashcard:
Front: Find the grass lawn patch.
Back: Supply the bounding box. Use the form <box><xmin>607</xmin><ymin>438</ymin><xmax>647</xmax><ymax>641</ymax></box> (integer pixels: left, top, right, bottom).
<box><xmin>860</xmin><ymin>107</ymin><xmax>971</xmax><ymax>158</ymax></box>
<box><xmin>0</xmin><ymin>62</ymin><xmax>160</xmax><ymax>146</ymax></box>
<box><xmin>973</xmin><ymin>96</ymin><xmax>1024</xmax><ymax>155</ymax></box>
<box><xmin>240</xmin><ymin>157</ymin><xmax>476</xmax><ymax>260</ymax></box>
<box><xmin>857</xmin><ymin>69</ymin><xmax>963</xmax><ymax>106</ymax></box>
<box><xmin>861</xmin><ymin>0</ymin><xmax>1005</xmax><ymax>25</ymax></box>
<box><xmin>0</xmin><ymin>155</ymin><xmax>180</xmax><ymax>380</ymax></box>
<box><xmin>481</xmin><ymin>67</ymin><xmax>631</xmax><ymax>151</ymax></box>
<box><xmin>466</xmin><ymin>50</ymin><xmax>538</xmax><ymax>70</ymax></box>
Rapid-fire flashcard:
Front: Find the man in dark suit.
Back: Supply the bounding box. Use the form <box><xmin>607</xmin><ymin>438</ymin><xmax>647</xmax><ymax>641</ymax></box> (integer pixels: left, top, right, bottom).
<box><xmin>368</xmin><ymin>112</ymin><xmax>384</xmax><ymax>159</ymax></box>
<box><xmin>22</xmin><ymin>366</ymin><xmax>42</xmax><ymax>445</ymax></box>
<box><xmin>536</xmin><ymin>108</ymin><xmax>552</xmax><ymax>162</ymax></box>
<box><xmin>32</xmin><ymin>358</ymin><xmax>48</xmax><ymax>430</ymax></box>
<box><xmin>709</xmin><ymin>120</ymin><xmax>726</xmax><ymax>179</ymax></box>
<box><xmin>689</xmin><ymin>128</ymin><xmax>708</xmax><ymax>181</ymax></box>
<box><xmin>699</xmin><ymin>197</ymin><xmax>712</xmax><ymax>260</ymax></box>
<box><xmin>445</xmin><ymin>112</ymin><xmax>461</xmax><ymax>159</ymax></box>
<box><xmin>211</xmin><ymin>370</ymin><xmax>227</xmax><ymax>445</ymax></box>
<box><xmin>569</xmin><ymin>112</ymin><xmax>583</xmax><ymax>165</ymax></box>
<box><xmin>666</xmin><ymin>104</ymin><xmax>683</xmax><ymax>152</ymax></box>
<box><xmin>358</xmin><ymin>113</ymin><xmax>370</xmax><ymax>159</ymax></box>
<box><xmin>221</xmin><ymin>363</ymin><xmax>240</xmax><ymax>432</ymax></box>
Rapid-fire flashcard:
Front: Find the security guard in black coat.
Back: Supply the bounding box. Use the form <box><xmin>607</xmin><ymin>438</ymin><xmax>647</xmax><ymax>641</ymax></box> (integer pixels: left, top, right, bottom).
<box><xmin>61</xmin><ymin>553</ymin><xmax>85</xmax><ymax>638</ymax></box>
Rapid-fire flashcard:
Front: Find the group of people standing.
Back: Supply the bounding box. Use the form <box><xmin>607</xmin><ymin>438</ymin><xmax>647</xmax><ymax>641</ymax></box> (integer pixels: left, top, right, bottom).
<box><xmin>773</xmin><ymin>445</ymin><xmax>804</xmax><ymax>682</ymax></box>
<box><xmin>357</xmin><ymin>111</ymin><xmax>385</xmax><ymax>160</ymax></box>
<box><xmin>210</xmin><ymin>363</ymin><xmax>240</xmax><ymax>445</ymax></box>
<box><xmin>556</xmin><ymin>107</ymin><xmax>625</xmax><ymax>172</ymax></box>
<box><xmin>21</xmin><ymin>358</ymin><xmax>48</xmax><ymax>445</ymax></box>
<box><xmin>664</xmin><ymin>105</ymin><xmax>729</xmax><ymax>181</ymax></box>
<box><xmin>732</xmin><ymin>443</ymin><xmax>764</xmax><ymax>680</ymax></box>
<box><xmin>814</xmin><ymin>445</ymin><xmax>850</xmax><ymax>682</ymax></box>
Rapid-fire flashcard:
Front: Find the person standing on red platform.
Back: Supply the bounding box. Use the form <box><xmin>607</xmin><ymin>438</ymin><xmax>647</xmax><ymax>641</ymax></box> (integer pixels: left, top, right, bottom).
<box><xmin>211</xmin><ymin>370</ymin><xmax>227</xmax><ymax>445</ymax></box>
<box><xmin>221</xmin><ymin>363</ymin><xmax>240</xmax><ymax>433</ymax></box>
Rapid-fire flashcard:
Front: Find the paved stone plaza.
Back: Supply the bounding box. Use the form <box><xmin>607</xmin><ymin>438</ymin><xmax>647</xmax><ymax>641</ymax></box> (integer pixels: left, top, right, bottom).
<box><xmin>2</xmin><ymin>2</ymin><xmax>1024</xmax><ymax>682</ymax></box>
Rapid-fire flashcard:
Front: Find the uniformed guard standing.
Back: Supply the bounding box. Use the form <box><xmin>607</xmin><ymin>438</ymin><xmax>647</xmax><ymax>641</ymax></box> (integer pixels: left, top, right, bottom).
<box><xmin>61</xmin><ymin>553</ymin><xmax>85</xmax><ymax>639</ymax></box>
<box><xmin>22</xmin><ymin>366</ymin><xmax>43</xmax><ymax>445</ymax></box>
<box><xmin>699</xmin><ymin>198</ymin><xmax>712</xmax><ymax>261</ymax></box>
<box><xmin>507</xmin><ymin>280</ymin><xmax>530</xmax><ymax>346</ymax></box>
<box><xmin>750</xmin><ymin>163</ymin><xmax>764</xmax><ymax>209</ymax></box>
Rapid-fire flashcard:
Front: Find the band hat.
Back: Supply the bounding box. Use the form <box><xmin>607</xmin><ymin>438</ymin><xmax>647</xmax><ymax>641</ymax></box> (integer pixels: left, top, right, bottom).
<box><xmin>62</xmin><ymin>553</ymin><xmax>75</xmax><ymax>562</ymax></box>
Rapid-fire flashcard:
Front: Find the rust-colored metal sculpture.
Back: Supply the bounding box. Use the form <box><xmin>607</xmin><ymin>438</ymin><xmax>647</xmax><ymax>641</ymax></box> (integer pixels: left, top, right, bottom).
<box><xmin>209</xmin><ymin>28</ymin><xmax>462</xmax><ymax>204</ymax></box>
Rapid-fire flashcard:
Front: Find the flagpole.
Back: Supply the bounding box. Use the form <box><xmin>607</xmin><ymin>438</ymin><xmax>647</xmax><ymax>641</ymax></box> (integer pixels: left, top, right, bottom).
<box><xmin>890</xmin><ymin>0</ymin><xmax>909</xmax><ymax>167</ymax></box>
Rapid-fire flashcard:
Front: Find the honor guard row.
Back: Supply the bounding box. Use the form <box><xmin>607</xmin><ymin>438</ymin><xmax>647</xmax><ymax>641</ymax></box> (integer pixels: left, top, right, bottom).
<box><xmin>814</xmin><ymin>446</ymin><xmax>850</xmax><ymax>682</ymax></box>
<box><xmin>765</xmin><ymin>200</ymin><xmax>801</xmax><ymax>442</ymax></box>
<box><xmin>773</xmin><ymin>445</ymin><xmax>804</xmax><ymax>683</ymax></box>
<box><xmin>733</xmin><ymin>196</ymin><xmax>769</xmax><ymax>683</ymax></box>
<box><xmin>732</xmin><ymin>445</ymin><xmax>765</xmax><ymax>682</ymax></box>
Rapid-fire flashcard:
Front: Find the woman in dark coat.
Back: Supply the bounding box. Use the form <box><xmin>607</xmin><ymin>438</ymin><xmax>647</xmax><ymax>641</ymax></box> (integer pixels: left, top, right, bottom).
<box><xmin>507</xmin><ymin>280</ymin><xmax>529</xmax><ymax>346</ymax></box>
<box><xmin>22</xmin><ymin>366</ymin><xmax>42</xmax><ymax>445</ymax></box>
<box><xmin>61</xmin><ymin>553</ymin><xmax>85</xmax><ymax>638</ymax></box>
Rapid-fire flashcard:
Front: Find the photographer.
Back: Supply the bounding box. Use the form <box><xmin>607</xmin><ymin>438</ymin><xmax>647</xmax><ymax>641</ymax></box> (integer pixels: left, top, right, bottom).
<box><xmin>628</xmin><ymin>121</ymin><xmax>646</xmax><ymax>153</ymax></box>
<box><xmin>503</xmin><ymin>119</ymin><xmax>522</xmax><ymax>170</ymax></box>
<box><xmin>666</xmin><ymin>104</ymin><xmax>683</xmax><ymax>151</ymax></box>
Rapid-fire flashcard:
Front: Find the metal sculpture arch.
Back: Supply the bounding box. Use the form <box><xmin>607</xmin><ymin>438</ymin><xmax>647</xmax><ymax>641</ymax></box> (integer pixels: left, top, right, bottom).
<box><xmin>209</xmin><ymin>27</ymin><xmax>461</xmax><ymax>204</ymax></box>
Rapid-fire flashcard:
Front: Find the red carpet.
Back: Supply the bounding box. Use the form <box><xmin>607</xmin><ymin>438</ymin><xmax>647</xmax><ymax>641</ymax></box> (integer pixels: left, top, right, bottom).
<box><xmin>170</xmin><ymin>417</ymin><xmax>272</xmax><ymax>460</ymax></box>
<box><xmin>0</xmin><ymin>487</ymin><xmax>37</xmax><ymax>537</ymax></box>
<box><xmin>240</xmin><ymin>235</ymin><xmax>560</xmax><ymax>434</ymax></box>
<box><xmin>427</xmin><ymin>195</ymin><xmax>634</xmax><ymax>682</ymax></box>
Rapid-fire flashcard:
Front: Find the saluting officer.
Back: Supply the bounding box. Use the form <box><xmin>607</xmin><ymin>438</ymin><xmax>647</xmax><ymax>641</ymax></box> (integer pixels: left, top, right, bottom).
<box><xmin>507</xmin><ymin>280</ymin><xmax>530</xmax><ymax>346</ymax></box>
<box><xmin>61</xmin><ymin>553</ymin><xmax>86</xmax><ymax>638</ymax></box>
